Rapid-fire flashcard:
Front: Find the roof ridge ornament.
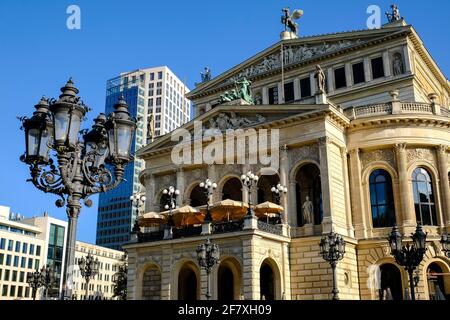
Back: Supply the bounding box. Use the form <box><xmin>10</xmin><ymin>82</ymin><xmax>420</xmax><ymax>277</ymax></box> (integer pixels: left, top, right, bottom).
<box><xmin>281</xmin><ymin>7</ymin><xmax>303</xmax><ymax>40</ymax></box>
<box><xmin>385</xmin><ymin>4</ymin><xmax>402</xmax><ymax>23</ymax></box>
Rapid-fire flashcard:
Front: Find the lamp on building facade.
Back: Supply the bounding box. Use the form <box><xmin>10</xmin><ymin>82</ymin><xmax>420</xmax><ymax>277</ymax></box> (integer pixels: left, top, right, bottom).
<box><xmin>440</xmin><ymin>233</ymin><xmax>450</xmax><ymax>258</ymax></box>
<box><xmin>270</xmin><ymin>183</ymin><xmax>287</xmax><ymax>205</ymax></box>
<box><xmin>388</xmin><ymin>224</ymin><xmax>427</xmax><ymax>300</ymax></box>
<box><xmin>241</xmin><ymin>171</ymin><xmax>259</xmax><ymax>218</ymax></box>
<box><xmin>130</xmin><ymin>191</ymin><xmax>146</xmax><ymax>235</ymax></box>
<box><xmin>199</xmin><ymin>179</ymin><xmax>217</xmax><ymax>222</ymax></box>
<box><xmin>319</xmin><ymin>230</ymin><xmax>346</xmax><ymax>300</ymax></box>
<box><xmin>78</xmin><ymin>253</ymin><xmax>100</xmax><ymax>300</ymax></box>
<box><xmin>163</xmin><ymin>186</ymin><xmax>180</xmax><ymax>237</ymax></box>
<box><xmin>19</xmin><ymin>79</ymin><xmax>136</xmax><ymax>299</ymax></box>
<box><xmin>196</xmin><ymin>239</ymin><xmax>220</xmax><ymax>300</ymax></box>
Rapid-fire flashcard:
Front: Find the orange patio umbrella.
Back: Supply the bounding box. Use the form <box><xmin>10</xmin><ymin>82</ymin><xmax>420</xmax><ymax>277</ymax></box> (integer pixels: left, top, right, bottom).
<box><xmin>199</xmin><ymin>199</ymin><xmax>249</xmax><ymax>222</ymax></box>
<box><xmin>138</xmin><ymin>212</ymin><xmax>168</xmax><ymax>227</ymax></box>
<box><xmin>162</xmin><ymin>205</ymin><xmax>205</xmax><ymax>227</ymax></box>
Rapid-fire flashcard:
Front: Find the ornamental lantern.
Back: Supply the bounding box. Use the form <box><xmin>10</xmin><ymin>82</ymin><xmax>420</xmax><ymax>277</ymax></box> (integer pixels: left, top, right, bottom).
<box><xmin>412</xmin><ymin>223</ymin><xmax>427</xmax><ymax>253</ymax></box>
<box><xmin>49</xmin><ymin>78</ymin><xmax>88</xmax><ymax>150</ymax></box>
<box><xmin>388</xmin><ymin>224</ymin><xmax>403</xmax><ymax>254</ymax></box>
<box><xmin>83</xmin><ymin>113</ymin><xmax>108</xmax><ymax>169</ymax></box>
<box><xmin>105</xmin><ymin>95</ymin><xmax>136</xmax><ymax>164</ymax></box>
<box><xmin>21</xmin><ymin>97</ymin><xmax>53</xmax><ymax>164</ymax></box>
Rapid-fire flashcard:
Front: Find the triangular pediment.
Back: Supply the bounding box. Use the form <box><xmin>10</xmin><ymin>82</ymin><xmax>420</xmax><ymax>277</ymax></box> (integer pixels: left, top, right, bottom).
<box><xmin>188</xmin><ymin>26</ymin><xmax>411</xmax><ymax>99</ymax></box>
<box><xmin>136</xmin><ymin>104</ymin><xmax>346</xmax><ymax>158</ymax></box>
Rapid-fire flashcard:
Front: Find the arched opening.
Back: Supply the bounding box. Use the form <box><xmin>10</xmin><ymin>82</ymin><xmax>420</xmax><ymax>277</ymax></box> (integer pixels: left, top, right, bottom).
<box><xmin>178</xmin><ymin>264</ymin><xmax>199</xmax><ymax>300</ymax></box>
<box><xmin>222</xmin><ymin>177</ymin><xmax>243</xmax><ymax>201</ymax></box>
<box><xmin>141</xmin><ymin>265</ymin><xmax>161</xmax><ymax>300</ymax></box>
<box><xmin>295</xmin><ymin>163</ymin><xmax>322</xmax><ymax>226</ymax></box>
<box><xmin>379</xmin><ymin>263</ymin><xmax>403</xmax><ymax>300</ymax></box>
<box><xmin>257</xmin><ymin>174</ymin><xmax>279</xmax><ymax>204</ymax></box>
<box><xmin>218</xmin><ymin>266</ymin><xmax>234</xmax><ymax>300</ymax></box>
<box><xmin>189</xmin><ymin>184</ymin><xmax>208</xmax><ymax>207</ymax></box>
<box><xmin>412</xmin><ymin>167</ymin><xmax>437</xmax><ymax>226</ymax></box>
<box><xmin>260</xmin><ymin>260</ymin><xmax>276</xmax><ymax>300</ymax></box>
<box><xmin>369</xmin><ymin>169</ymin><xmax>396</xmax><ymax>228</ymax></box>
<box><xmin>427</xmin><ymin>262</ymin><xmax>449</xmax><ymax>300</ymax></box>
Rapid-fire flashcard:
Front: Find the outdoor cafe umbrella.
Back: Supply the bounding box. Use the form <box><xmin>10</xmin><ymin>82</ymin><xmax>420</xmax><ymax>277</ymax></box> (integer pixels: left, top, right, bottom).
<box><xmin>199</xmin><ymin>199</ymin><xmax>249</xmax><ymax>222</ymax></box>
<box><xmin>161</xmin><ymin>205</ymin><xmax>205</xmax><ymax>227</ymax></box>
<box><xmin>138</xmin><ymin>212</ymin><xmax>168</xmax><ymax>227</ymax></box>
<box><xmin>254</xmin><ymin>201</ymin><xmax>283</xmax><ymax>222</ymax></box>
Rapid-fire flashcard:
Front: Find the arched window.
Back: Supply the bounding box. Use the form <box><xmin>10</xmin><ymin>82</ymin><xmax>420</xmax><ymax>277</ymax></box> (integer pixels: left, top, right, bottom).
<box><xmin>369</xmin><ymin>169</ymin><xmax>396</xmax><ymax>228</ymax></box>
<box><xmin>412</xmin><ymin>168</ymin><xmax>437</xmax><ymax>226</ymax></box>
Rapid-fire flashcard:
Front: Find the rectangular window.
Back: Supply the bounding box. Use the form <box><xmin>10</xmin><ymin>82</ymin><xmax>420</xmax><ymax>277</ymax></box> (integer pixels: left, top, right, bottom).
<box><xmin>156</xmin><ymin>89</ymin><xmax>162</xmax><ymax>95</ymax></box>
<box><xmin>0</xmin><ymin>253</ymin><xmax>3</xmax><ymax>265</ymax></box>
<box><xmin>150</xmin><ymin>73</ymin><xmax>154</xmax><ymax>81</ymax></box>
<box><xmin>0</xmin><ymin>238</ymin><xmax>5</xmax><ymax>250</ymax></box>
<box><xmin>25</xmin><ymin>287</ymin><xmax>29</xmax><ymax>298</ymax></box>
<box><xmin>17</xmin><ymin>286</ymin><xmax>23</xmax><ymax>298</ymax></box>
<box><xmin>156</xmin><ymin>98</ymin><xmax>161</xmax><ymax>106</ymax></box>
<box><xmin>6</xmin><ymin>254</ymin><xmax>11</xmax><ymax>266</ymax></box>
<box><xmin>21</xmin><ymin>257</ymin><xmax>25</xmax><ymax>268</ymax></box>
<box><xmin>27</xmin><ymin>258</ymin><xmax>33</xmax><ymax>269</ymax></box>
<box><xmin>15</xmin><ymin>241</ymin><xmax>20</xmax><ymax>253</ymax></box>
<box><xmin>158</xmin><ymin>72</ymin><xmax>162</xmax><ymax>80</ymax></box>
<box><xmin>268</xmin><ymin>86</ymin><xmax>278</xmax><ymax>104</ymax></box>
<box><xmin>2</xmin><ymin>285</ymin><xmax>7</xmax><ymax>296</ymax></box>
<box><xmin>352</xmin><ymin>62</ymin><xmax>365</xmax><ymax>84</ymax></box>
<box><xmin>4</xmin><ymin>269</ymin><xmax>10</xmax><ymax>281</ymax></box>
<box><xmin>22</xmin><ymin>243</ymin><xmax>28</xmax><ymax>254</ymax></box>
<box><xmin>283</xmin><ymin>82</ymin><xmax>295</xmax><ymax>103</ymax></box>
<box><xmin>8</xmin><ymin>240</ymin><xmax>13</xmax><ymax>251</ymax></box>
<box><xmin>334</xmin><ymin>66</ymin><xmax>347</xmax><ymax>89</ymax></box>
<box><xmin>371</xmin><ymin>56</ymin><xmax>385</xmax><ymax>79</ymax></box>
<box><xmin>13</xmin><ymin>256</ymin><xmax>18</xmax><ymax>267</ymax></box>
<box><xmin>19</xmin><ymin>271</ymin><xmax>24</xmax><ymax>282</ymax></box>
<box><xmin>36</xmin><ymin>245</ymin><xmax>41</xmax><ymax>256</ymax></box>
<box><xmin>12</xmin><ymin>270</ymin><xmax>17</xmax><ymax>282</ymax></box>
<box><xmin>300</xmin><ymin>77</ymin><xmax>311</xmax><ymax>98</ymax></box>
<box><xmin>148</xmin><ymin>98</ymin><xmax>153</xmax><ymax>107</ymax></box>
<box><xmin>9</xmin><ymin>285</ymin><xmax>15</xmax><ymax>297</ymax></box>
<box><xmin>29</xmin><ymin>244</ymin><xmax>34</xmax><ymax>255</ymax></box>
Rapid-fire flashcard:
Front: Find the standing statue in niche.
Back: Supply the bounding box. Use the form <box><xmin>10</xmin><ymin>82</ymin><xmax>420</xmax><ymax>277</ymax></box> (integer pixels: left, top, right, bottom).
<box><xmin>392</xmin><ymin>53</ymin><xmax>404</xmax><ymax>75</ymax></box>
<box><xmin>302</xmin><ymin>196</ymin><xmax>314</xmax><ymax>225</ymax></box>
<box><xmin>314</xmin><ymin>65</ymin><xmax>326</xmax><ymax>94</ymax></box>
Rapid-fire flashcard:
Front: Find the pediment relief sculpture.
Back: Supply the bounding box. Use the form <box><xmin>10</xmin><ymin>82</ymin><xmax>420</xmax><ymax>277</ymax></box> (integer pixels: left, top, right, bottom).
<box><xmin>203</xmin><ymin>112</ymin><xmax>266</xmax><ymax>135</ymax></box>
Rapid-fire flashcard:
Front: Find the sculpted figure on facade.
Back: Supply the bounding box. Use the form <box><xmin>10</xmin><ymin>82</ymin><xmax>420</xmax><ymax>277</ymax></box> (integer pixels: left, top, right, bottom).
<box><xmin>219</xmin><ymin>77</ymin><xmax>254</xmax><ymax>105</ymax></box>
<box><xmin>314</xmin><ymin>65</ymin><xmax>326</xmax><ymax>94</ymax></box>
<box><xmin>392</xmin><ymin>52</ymin><xmax>404</xmax><ymax>75</ymax></box>
<box><xmin>302</xmin><ymin>196</ymin><xmax>314</xmax><ymax>224</ymax></box>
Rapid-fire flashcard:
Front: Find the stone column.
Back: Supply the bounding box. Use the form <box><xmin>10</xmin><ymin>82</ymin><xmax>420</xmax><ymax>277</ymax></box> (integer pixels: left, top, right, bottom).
<box><xmin>289</xmin><ymin>181</ymin><xmax>297</xmax><ymax>227</ymax></box>
<box><xmin>345</xmin><ymin>63</ymin><xmax>352</xmax><ymax>87</ymax></box>
<box><xmin>176</xmin><ymin>168</ymin><xmax>185</xmax><ymax>205</ymax></box>
<box><xmin>144</xmin><ymin>172</ymin><xmax>157</xmax><ymax>212</ymax></box>
<box><xmin>208</xmin><ymin>165</ymin><xmax>217</xmax><ymax>203</ymax></box>
<box><xmin>242</xmin><ymin>237</ymin><xmax>260</xmax><ymax>299</ymax></box>
<box><xmin>402</xmin><ymin>45</ymin><xmax>411</xmax><ymax>73</ymax></box>
<box><xmin>293</xmin><ymin>78</ymin><xmax>300</xmax><ymax>101</ymax></box>
<box><xmin>309</xmin><ymin>73</ymin><xmax>316</xmax><ymax>95</ymax></box>
<box><xmin>437</xmin><ymin>145</ymin><xmax>450</xmax><ymax>229</ymax></box>
<box><xmin>363</xmin><ymin>57</ymin><xmax>371</xmax><ymax>82</ymax></box>
<box><xmin>348</xmin><ymin>148</ymin><xmax>368</xmax><ymax>238</ymax></box>
<box><xmin>242</xmin><ymin>164</ymin><xmax>250</xmax><ymax>203</ymax></box>
<box><xmin>383</xmin><ymin>51</ymin><xmax>391</xmax><ymax>77</ymax></box>
<box><xmin>277</xmin><ymin>82</ymin><xmax>284</xmax><ymax>104</ymax></box>
<box><xmin>318</xmin><ymin>137</ymin><xmax>333</xmax><ymax>233</ymax></box>
<box><xmin>161</xmin><ymin>245</ymin><xmax>173</xmax><ymax>300</ymax></box>
<box><xmin>280</xmin><ymin>145</ymin><xmax>289</xmax><ymax>224</ymax></box>
<box><xmin>394</xmin><ymin>143</ymin><xmax>416</xmax><ymax>229</ymax></box>
<box><xmin>327</xmin><ymin>68</ymin><xmax>334</xmax><ymax>94</ymax></box>
<box><xmin>262</xmin><ymin>86</ymin><xmax>269</xmax><ymax>105</ymax></box>
<box><xmin>340</xmin><ymin>147</ymin><xmax>354</xmax><ymax>237</ymax></box>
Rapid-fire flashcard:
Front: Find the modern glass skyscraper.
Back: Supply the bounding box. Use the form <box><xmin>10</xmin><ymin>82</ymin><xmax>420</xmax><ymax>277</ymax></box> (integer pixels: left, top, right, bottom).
<box><xmin>96</xmin><ymin>67</ymin><xmax>190</xmax><ymax>250</ymax></box>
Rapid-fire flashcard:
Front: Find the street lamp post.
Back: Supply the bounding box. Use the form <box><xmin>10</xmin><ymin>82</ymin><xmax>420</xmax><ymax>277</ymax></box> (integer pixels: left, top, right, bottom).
<box><xmin>240</xmin><ymin>171</ymin><xmax>259</xmax><ymax>218</ymax></box>
<box><xmin>78</xmin><ymin>253</ymin><xmax>100</xmax><ymax>300</ymax></box>
<box><xmin>19</xmin><ymin>79</ymin><xmax>136</xmax><ymax>299</ymax></box>
<box><xmin>112</xmin><ymin>253</ymin><xmax>128</xmax><ymax>300</ymax></box>
<box><xmin>270</xmin><ymin>183</ymin><xmax>287</xmax><ymax>205</ymax></box>
<box><xmin>199</xmin><ymin>179</ymin><xmax>217</xmax><ymax>222</ymax></box>
<box><xmin>26</xmin><ymin>264</ymin><xmax>56</xmax><ymax>300</ymax></box>
<box><xmin>319</xmin><ymin>230</ymin><xmax>346</xmax><ymax>300</ymax></box>
<box><xmin>196</xmin><ymin>239</ymin><xmax>220</xmax><ymax>300</ymax></box>
<box><xmin>163</xmin><ymin>186</ymin><xmax>180</xmax><ymax>238</ymax></box>
<box><xmin>440</xmin><ymin>233</ymin><xmax>450</xmax><ymax>258</ymax></box>
<box><xmin>130</xmin><ymin>191</ymin><xmax>146</xmax><ymax>235</ymax></box>
<box><xmin>388</xmin><ymin>224</ymin><xmax>427</xmax><ymax>300</ymax></box>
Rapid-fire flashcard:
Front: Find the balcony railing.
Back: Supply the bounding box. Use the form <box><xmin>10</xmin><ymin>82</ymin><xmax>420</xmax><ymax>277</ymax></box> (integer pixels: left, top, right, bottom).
<box><xmin>344</xmin><ymin>101</ymin><xmax>449</xmax><ymax>120</ymax></box>
<box><xmin>211</xmin><ymin>220</ymin><xmax>243</xmax><ymax>234</ymax></box>
<box><xmin>257</xmin><ymin>221</ymin><xmax>283</xmax><ymax>236</ymax></box>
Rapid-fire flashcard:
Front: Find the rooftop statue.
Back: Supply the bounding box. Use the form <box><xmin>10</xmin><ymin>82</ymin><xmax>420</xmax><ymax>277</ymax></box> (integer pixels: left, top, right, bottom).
<box><xmin>200</xmin><ymin>67</ymin><xmax>211</xmax><ymax>82</ymax></box>
<box><xmin>314</xmin><ymin>65</ymin><xmax>326</xmax><ymax>94</ymax></box>
<box><xmin>281</xmin><ymin>7</ymin><xmax>303</xmax><ymax>35</ymax></box>
<box><xmin>219</xmin><ymin>77</ymin><xmax>254</xmax><ymax>105</ymax></box>
<box><xmin>386</xmin><ymin>4</ymin><xmax>402</xmax><ymax>22</ymax></box>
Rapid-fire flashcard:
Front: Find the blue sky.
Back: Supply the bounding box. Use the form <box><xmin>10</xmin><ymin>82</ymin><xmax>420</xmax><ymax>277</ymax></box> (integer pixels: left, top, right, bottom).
<box><xmin>0</xmin><ymin>0</ymin><xmax>448</xmax><ymax>244</ymax></box>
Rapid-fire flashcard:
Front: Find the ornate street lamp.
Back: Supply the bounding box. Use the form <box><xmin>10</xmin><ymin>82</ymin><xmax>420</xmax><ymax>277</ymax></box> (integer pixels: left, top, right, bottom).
<box><xmin>319</xmin><ymin>230</ymin><xmax>346</xmax><ymax>300</ymax></box>
<box><xmin>26</xmin><ymin>264</ymin><xmax>56</xmax><ymax>300</ymax></box>
<box><xmin>163</xmin><ymin>186</ymin><xmax>180</xmax><ymax>237</ymax></box>
<box><xmin>270</xmin><ymin>183</ymin><xmax>287</xmax><ymax>205</ymax></box>
<box><xmin>196</xmin><ymin>239</ymin><xmax>220</xmax><ymax>300</ymax></box>
<box><xmin>388</xmin><ymin>224</ymin><xmax>427</xmax><ymax>300</ymax></box>
<box><xmin>130</xmin><ymin>192</ymin><xmax>146</xmax><ymax>233</ymax></box>
<box><xmin>20</xmin><ymin>79</ymin><xmax>136</xmax><ymax>299</ymax></box>
<box><xmin>78</xmin><ymin>253</ymin><xmax>100</xmax><ymax>300</ymax></box>
<box><xmin>241</xmin><ymin>171</ymin><xmax>259</xmax><ymax>218</ymax></box>
<box><xmin>440</xmin><ymin>233</ymin><xmax>450</xmax><ymax>258</ymax></box>
<box><xmin>199</xmin><ymin>179</ymin><xmax>217</xmax><ymax>222</ymax></box>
